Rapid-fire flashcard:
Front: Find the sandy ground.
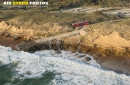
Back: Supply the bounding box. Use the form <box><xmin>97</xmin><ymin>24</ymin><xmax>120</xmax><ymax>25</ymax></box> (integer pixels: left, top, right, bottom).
<box><xmin>0</xmin><ymin>21</ymin><xmax>68</xmax><ymax>40</ymax></box>
<box><xmin>0</xmin><ymin>36</ymin><xmax>23</xmax><ymax>47</ymax></box>
<box><xmin>59</xmin><ymin>30</ymin><xmax>130</xmax><ymax>74</ymax></box>
<box><xmin>1</xmin><ymin>19</ymin><xmax>130</xmax><ymax>49</ymax></box>
<box><xmin>62</xmin><ymin>7</ymin><xmax>130</xmax><ymax>17</ymax></box>
<box><xmin>63</xmin><ymin>7</ymin><xmax>113</xmax><ymax>14</ymax></box>
<box><xmin>0</xmin><ymin>7</ymin><xmax>130</xmax><ymax>75</ymax></box>
<box><xmin>1</xmin><ymin>20</ymin><xmax>130</xmax><ymax>74</ymax></box>
<box><xmin>93</xmin><ymin>31</ymin><xmax>130</xmax><ymax>47</ymax></box>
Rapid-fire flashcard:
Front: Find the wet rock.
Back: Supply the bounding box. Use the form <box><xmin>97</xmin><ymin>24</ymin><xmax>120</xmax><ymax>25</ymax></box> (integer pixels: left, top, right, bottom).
<box><xmin>55</xmin><ymin>50</ymin><xmax>61</xmax><ymax>54</ymax></box>
<box><xmin>78</xmin><ymin>54</ymin><xmax>86</xmax><ymax>58</ymax></box>
<box><xmin>84</xmin><ymin>57</ymin><xmax>91</xmax><ymax>61</ymax></box>
<box><xmin>73</xmin><ymin>53</ymin><xmax>79</xmax><ymax>56</ymax></box>
<box><xmin>26</xmin><ymin>71</ymin><xmax>32</xmax><ymax>75</ymax></box>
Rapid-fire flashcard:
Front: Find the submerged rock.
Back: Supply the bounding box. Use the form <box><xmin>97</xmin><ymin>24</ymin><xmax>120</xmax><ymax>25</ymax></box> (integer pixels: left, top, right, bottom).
<box><xmin>77</xmin><ymin>54</ymin><xmax>86</xmax><ymax>58</ymax></box>
<box><xmin>84</xmin><ymin>57</ymin><xmax>91</xmax><ymax>61</ymax></box>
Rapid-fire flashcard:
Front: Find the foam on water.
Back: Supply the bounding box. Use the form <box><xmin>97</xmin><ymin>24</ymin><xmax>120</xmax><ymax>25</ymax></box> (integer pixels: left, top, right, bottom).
<box><xmin>0</xmin><ymin>45</ymin><xmax>130</xmax><ymax>85</ymax></box>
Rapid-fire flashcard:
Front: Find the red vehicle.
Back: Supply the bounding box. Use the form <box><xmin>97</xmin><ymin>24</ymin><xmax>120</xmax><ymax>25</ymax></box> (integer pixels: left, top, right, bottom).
<box><xmin>72</xmin><ymin>21</ymin><xmax>89</xmax><ymax>27</ymax></box>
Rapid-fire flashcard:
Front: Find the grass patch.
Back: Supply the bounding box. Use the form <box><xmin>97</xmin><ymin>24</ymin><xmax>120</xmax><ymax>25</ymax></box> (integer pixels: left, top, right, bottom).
<box><xmin>0</xmin><ymin>9</ymin><xmax>127</xmax><ymax>40</ymax></box>
<box><xmin>0</xmin><ymin>9</ymin><xmax>122</xmax><ymax>25</ymax></box>
<box><xmin>0</xmin><ymin>9</ymin><xmax>123</xmax><ymax>30</ymax></box>
<box><xmin>115</xmin><ymin>18</ymin><xmax>130</xmax><ymax>26</ymax></box>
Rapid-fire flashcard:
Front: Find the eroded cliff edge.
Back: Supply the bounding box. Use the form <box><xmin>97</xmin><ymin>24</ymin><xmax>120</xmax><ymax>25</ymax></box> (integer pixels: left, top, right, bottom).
<box><xmin>14</xmin><ymin>29</ymin><xmax>130</xmax><ymax>75</ymax></box>
<box><xmin>1</xmin><ymin>20</ymin><xmax>130</xmax><ymax>75</ymax></box>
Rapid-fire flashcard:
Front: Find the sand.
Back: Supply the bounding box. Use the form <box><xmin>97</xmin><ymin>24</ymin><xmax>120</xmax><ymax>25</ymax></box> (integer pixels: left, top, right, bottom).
<box><xmin>93</xmin><ymin>31</ymin><xmax>130</xmax><ymax>47</ymax></box>
<box><xmin>0</xmin><ymin>36</ymin><xmax>23</xmax><ymax>47</ymax></box>
<box><xmin>1</xmin><ymin>20</ymin><xmax>130</xmax><ymax>75</ymax></box>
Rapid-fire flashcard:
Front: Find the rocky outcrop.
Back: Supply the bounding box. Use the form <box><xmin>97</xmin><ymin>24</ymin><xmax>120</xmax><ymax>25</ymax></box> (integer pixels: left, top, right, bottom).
<box><xmin>13</xmin><ymin>37</ymin><xmax>130</xmax><ymax>75</ymax></box>
<box><xmin>0</xmin><ymin>21</ymin><xmax>33</xmax><ymax>40</ymax></box>
<box><xmin>0</xmin><ymin>21</ymin><xmax>70</xmax><ymax>41</ymax></box>
<box><xmin>3</xmin><ymin>20</ymin><xmax>130</xmax><ymax>75</ymax></box>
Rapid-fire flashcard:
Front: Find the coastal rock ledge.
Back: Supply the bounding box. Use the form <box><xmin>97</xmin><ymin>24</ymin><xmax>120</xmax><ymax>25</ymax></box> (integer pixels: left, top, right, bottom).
<box><xmin>13</xmin><ymin>38</ymin><xmax>130</xmax><ymax>75</ymax></box>
<box><xmin>1</xmin><ymin>20</ymin><xmax>130</xmax><ymax>75</ymax></box>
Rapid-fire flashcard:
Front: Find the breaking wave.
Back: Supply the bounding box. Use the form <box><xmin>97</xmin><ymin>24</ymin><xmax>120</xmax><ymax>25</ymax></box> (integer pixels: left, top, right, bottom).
<box><xmin>0</xmin><ymin>45</ymin><xmax>130</xmax><ymax>85</ymax></box>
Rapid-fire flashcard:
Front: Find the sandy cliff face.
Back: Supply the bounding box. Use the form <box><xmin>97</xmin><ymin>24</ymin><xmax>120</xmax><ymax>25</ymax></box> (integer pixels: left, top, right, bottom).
<box><xmin>1</xmin><ymin>20</ymin><xmax>130</xmax><ymax>75</ymax></box>
<box><xmin>93</xmin><ymin>31</ymin><xmax>130</xmax><ymax>47</ymax></box>
<box><xmin>0</xmin><ymin>21</ymin><xmax>34</xmax><ymax>40</ymax></box>
<box><xmin>21</xmin><ymin>34</ymin><xmax>130</xmax><ymax>74</ymax></box>
<box><xmin>0</xmin><ymin>21</ymin><xmax>69</xmax><ymax>40</ymax></box>
<box><xmin>61</xmin><ymin>31</ymin><xmax>130</xmax><ymax>74</ymax></box>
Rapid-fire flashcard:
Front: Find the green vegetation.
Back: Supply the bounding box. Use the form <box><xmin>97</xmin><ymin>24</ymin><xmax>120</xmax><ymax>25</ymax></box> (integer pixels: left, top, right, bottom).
<box><xmin>47</xmin><ymin>0</ymin><xmax>130</xmax><ymax>9</ymax></box>
<box><xmin>0</xmin><ymin>8</ymin><xmax>123</xmax><ymax>39</ymax></box>
<box><xmin>0</xmin><ymin>9</ymin><xmax>121</xmax><ymax>26</ymax></box>
<box><xmin>0</xmin><ymin>0</ymin><xmax>130</xmax><ymax>11</ymax></box>
<box><xmin>115</xmin><ymin>18</ymin><xmax>130</xmax><ymax>26</ymax></box>
<box><xmin>0</xmin><ymin>0</ymin><xmax>129</xmax><ymax>40</ymax></box>
<box><xmin>89</xmin><ymin>18</ymin><xmax>130</xmax><ymax>40</ymax></box>
<box><xmin>0</xmin><ymin>5</ymin><xmax>2</xmax><ymax>8</ymax></box>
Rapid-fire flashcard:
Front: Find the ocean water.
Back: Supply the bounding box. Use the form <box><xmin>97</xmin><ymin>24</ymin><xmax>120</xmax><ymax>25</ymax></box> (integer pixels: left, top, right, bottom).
<box><xmin>0</xmin><ymin>45</ymin><xmax>130</xmax><ymax>85</ymax></box>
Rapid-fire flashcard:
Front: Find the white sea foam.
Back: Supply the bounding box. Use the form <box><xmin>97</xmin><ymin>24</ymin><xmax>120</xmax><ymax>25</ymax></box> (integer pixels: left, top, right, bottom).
<box><xmin>0</xmin><ymin>45</ymin><xmax>130</xmax><ymax>85</ymax></box>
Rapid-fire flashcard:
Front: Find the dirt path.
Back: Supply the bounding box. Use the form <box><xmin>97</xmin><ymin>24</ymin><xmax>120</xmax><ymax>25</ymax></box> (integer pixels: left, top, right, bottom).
<box><xmin>14</xmin><ymin>26</ymin><xmax>89</xmax><ymax>51</ymax></box>
<box><xmin>35</xmin><ymin>27</ymin><xmax>86</xmax><ymax>43</ymax></box>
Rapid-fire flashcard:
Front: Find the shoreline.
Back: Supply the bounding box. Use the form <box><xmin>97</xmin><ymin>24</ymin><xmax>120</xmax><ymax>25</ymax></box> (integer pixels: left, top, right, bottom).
<box><xmin>0</xmin><ymin>36</ymin><xmax>23</xmax><ymax>47</ymax></box>
<box><xmin>1</xmin><ymin>35</ymin><xmax>130</xmax><ymax>75</ymax></box>
<box><xmin>13</xmin><ymin>38</ymin><xmax>130</xmax><ymax>75</ymax></box>
<box><xmin>0</xmin><ymin>20</ymin><xmax>130</xmax><ymax>75</ymax></box>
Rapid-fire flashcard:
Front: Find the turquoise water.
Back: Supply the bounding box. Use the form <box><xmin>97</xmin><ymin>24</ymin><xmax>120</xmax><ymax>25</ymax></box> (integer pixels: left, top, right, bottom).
<box><xmin>0</xmin><ymin>63</ymin><xmax>55</xmax><ymax>85</ymax></box>
<box><xmin>0</xmin><ymin>45</ymin><xmax>130</xmax><ymax>85</ymax></box>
